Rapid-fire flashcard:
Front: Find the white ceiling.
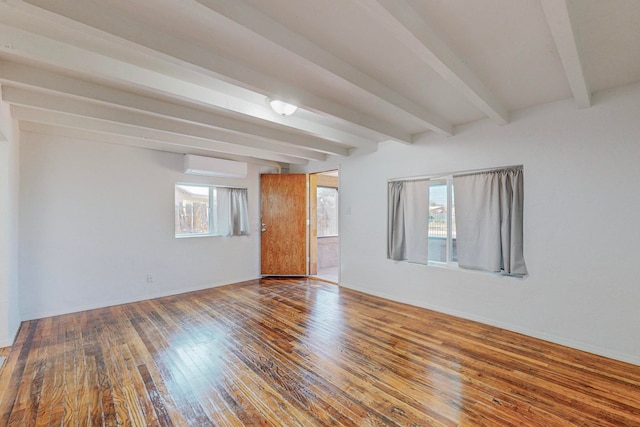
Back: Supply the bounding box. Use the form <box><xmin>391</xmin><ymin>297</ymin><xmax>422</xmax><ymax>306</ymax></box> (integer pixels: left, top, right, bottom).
<box><xmin>1</xmin><ymin>0</ymin><xmax>639</xmax><ymax>167</ymax></box>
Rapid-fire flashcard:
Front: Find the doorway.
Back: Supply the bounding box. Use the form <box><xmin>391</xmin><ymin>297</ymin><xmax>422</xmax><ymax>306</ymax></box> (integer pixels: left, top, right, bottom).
<box><xmin>310</xmin><ymin>170</ymin><xmax>339</xmax><ymax>283</ymax></box>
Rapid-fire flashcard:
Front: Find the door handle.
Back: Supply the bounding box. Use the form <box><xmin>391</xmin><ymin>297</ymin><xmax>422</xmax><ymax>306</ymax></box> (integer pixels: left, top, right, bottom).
<box><xmin>261</xmin><ymin>222</ymin><xmax>267</xmax><ymax>232</ymax></box>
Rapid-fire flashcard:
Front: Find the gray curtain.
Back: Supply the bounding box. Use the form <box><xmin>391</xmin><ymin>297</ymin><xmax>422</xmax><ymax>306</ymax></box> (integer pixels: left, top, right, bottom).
<box><xmin>387</xmin><ymin>180</ymin><xmax>429</xmax><ymax>264</ymax></box>
<box><xmin>216</xmin><ymin>187</ymin><xmax>250</xmax><ymax>236</ymax></box>
<box><xmin>453</xmin><ymin>168</ymin><xmax>527</xmax><ymax>275</ymax></box>
<box><xmin>388</xmin><ymin>181</ymin><xmax>406</xmax><ymax>260</ymax></box>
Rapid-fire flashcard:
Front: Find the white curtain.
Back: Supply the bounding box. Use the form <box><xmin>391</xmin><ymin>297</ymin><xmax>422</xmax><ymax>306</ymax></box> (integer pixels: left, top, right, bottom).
<box><xmin>216</xmin><ymin>187</ymin><xmax>250</xmax><ymax>236</ymax></box>
<box><xmin>387</xmin><ymin>180</ymin><xmax>429</xmax><ymax>264</ymax></box>
<box><xmin>453</xmin><ymin>168</ymin><xmax>527</xmax><ymax>275</ymax></box>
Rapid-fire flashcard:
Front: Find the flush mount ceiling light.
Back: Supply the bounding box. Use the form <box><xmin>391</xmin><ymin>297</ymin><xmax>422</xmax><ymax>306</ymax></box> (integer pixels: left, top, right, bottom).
<box><xmin>269</xmin><ymin>99</ymin><xmax>298</xmax><ymax>116</ymax></box>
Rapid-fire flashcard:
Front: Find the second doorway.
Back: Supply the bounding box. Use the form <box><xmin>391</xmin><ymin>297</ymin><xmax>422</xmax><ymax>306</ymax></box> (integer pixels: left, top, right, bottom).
<box><xmin>310</xmin><ymin>170</ymin><xmax>339</xmax><ymax>283</ymax></box>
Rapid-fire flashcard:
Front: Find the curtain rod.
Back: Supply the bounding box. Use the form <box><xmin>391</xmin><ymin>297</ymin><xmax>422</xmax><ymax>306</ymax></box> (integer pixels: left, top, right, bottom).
<box><xmin>387</xmin><ymin>165</ymin><xmax>523</xmax><ymax>183</ymax></box>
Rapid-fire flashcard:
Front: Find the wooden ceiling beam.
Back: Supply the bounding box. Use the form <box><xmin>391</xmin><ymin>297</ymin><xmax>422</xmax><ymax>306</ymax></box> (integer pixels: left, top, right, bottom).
<box><xmin>19</xmin><ymin>122</ymin><xmax>299</xmax><ymax>167</ymax></box>
<box><xmin>0</xmin><ymin>61</ymin><xmax>377</xmax><ymax>152</ymax></box>
<box><xmin>12</xmin><ymin>107</ymin><xmax>310</xmax><ymax>165</ymax></box>
<box><xmin>541</xmin><ymin>0</ymin><xmax>591</xmax><ymax>108</ymax></box>
<box><xmin>190</xmin><ymin>0</ymin><xmax>453</xmax><ymax>137</ymax></box>
<box><xmin>355</xmin><ymin>0</ymin><xmax>509</xmax><ymax>125</ymax></box>
<box><xmin>3</xmin><ymin>88</ymin><xmax>332</xmax><ymax>161</ymax></box>
<box><xmin>4</xmin><ymin>0</ymin><xmax>410</xmax><ymax>143</ymax></box>
<box><xmin>2</xmin><ymin>85</ymin><xmax>346</xmax><ymax>158</ymax></box>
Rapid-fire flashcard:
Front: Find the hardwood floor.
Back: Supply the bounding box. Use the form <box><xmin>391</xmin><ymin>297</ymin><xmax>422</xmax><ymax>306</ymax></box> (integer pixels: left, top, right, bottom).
<box><xmin>1</xmin><ymin>278</ymin><xmax>639</xmax><ymax>426</ymax></box>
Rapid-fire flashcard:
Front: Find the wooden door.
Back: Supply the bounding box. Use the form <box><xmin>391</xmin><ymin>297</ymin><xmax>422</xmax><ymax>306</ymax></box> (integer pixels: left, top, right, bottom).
<box><xmin>309</xmin><ymin>173</ymin><xmax>318</xmax><ymax>275</ymax></box>
<box><xmin>260</xmin><ymin>174</ymin><xmax>308</xmax><ymax>275</ymax></box>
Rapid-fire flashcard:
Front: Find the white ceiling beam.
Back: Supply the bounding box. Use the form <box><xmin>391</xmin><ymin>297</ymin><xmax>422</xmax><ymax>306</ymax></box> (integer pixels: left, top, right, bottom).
<box><xmin>5</xmin><ymin>0</ymin><xmax>411</xmax><ymax>143</ymax></box>
<box><xmin>0</xmin><ymin>29</ymin><xmax>343</xmax><ymax>155</ymax></box>
<box><xmin>540</xmin><ymin>0</ymin><xmax>591</xmax><ymax>108</ymax></box>
<box><xmin>190</xmin><ymin>0</ymin><xmax>453</xmax><ymax>137</ymax></box>
<box><xmin>3</xmin><ymin>88</ymin><xmax>331</xmax><ymax>161</ymax></box>
<box><xmin>354</xmin><ymin>0</ymin><xmax>509</xmax><ymax>125</ymax></box>
<box><xmin>19</xmin><ymin>122</ymin><xmax>295</xmax><ymax>168</ymax></box>
<box><xmin>2</xmin><ymin>86</ymin><xmax>346</xmax><ymax>158</ymax></box>
<box><xmin>0</xmin><ymin>61</ymin><xmax>376</xmax><ymax>152</ymax></box>
<box><xmin>12</xmin><ymin>107</ymin><xmax>310</xmax><ymax>165</ymax></box>
<box><xmin>0</xmin><ymin>24</ymin><xmax>263</xmax><ymax>119</ymax></box>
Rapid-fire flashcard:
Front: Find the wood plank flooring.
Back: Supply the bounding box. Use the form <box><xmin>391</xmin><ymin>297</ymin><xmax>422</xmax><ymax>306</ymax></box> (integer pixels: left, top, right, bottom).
<box><xmin>0</xmin><ymin>346</ymin><xmax>9</xmax><ymax>375</ymax></box>
<box><xmin>0</xmin><ymin>277</ymin><xmax>639</xmax><ymax>426</ymax></box>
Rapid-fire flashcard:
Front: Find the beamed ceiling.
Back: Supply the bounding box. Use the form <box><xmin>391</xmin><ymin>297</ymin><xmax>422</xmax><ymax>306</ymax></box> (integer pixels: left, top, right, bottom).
<box><xmin>1</xmin><ymin>0</ymin><xmax>640</xmax><ymax>167</ymax></box>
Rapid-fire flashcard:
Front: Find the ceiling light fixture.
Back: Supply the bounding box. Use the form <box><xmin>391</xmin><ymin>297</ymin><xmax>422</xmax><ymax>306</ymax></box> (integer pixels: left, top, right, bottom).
<box><xmin>269</xmin><ymin>99</ymin><xmax>298</xmax><ymax>116</ymax></box>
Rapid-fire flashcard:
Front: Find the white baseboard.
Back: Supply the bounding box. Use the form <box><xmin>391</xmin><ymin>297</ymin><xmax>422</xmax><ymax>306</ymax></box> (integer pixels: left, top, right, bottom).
<box><xmin>340</xmin><ymin>281</ymin><xmax>640</xmax><ymax>367</ymax></box>
<box><xmin>20</xmin><ymin>276</ymin><xmax>259</xmax><ymax>321</ymax></box>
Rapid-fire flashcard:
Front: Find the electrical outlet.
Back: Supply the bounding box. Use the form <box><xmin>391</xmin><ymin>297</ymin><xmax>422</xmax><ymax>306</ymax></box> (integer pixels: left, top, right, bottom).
<box><xmin>146</xmin><ymin>274</ymin><xmax>153</xmax><ymax>283</ymax></box>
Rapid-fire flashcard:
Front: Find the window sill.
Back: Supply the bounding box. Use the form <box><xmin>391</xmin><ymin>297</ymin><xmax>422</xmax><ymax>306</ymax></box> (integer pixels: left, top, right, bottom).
<box><xmin>427</xmin><ymin>260</ymin><xmax>525</xmax><ymax>278</ymax></box>
<box><xmin>175</xmin><ymin>233</ymin><xmax>224</xmax><ymax>239</ymax></box>
<box><xmin>427</xmin><ymin>260</ymin><xmax>459</xmax><ymax>269</ymax></box>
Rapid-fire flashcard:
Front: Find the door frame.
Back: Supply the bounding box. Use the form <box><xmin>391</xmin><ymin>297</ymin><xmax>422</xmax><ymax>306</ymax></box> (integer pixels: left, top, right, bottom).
<box><xmin>309</xmin><ymin>170</ymin><xmax>339</xmax><ymax>280</ymax></box>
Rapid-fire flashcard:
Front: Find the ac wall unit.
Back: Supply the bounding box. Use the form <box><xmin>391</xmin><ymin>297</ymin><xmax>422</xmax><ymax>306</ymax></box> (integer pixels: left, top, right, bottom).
<box><xmin>183</xmin><ymin>154</ymin><xmax>247</xmax><ymax>178</ymax></box>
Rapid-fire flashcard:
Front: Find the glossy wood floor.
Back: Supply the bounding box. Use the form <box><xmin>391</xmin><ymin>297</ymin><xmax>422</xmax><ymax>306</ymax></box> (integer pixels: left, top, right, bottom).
<box><xmin>1</xmin><ymin>278</ymin><xmax>639</xmax><ymax>426</ymax></box>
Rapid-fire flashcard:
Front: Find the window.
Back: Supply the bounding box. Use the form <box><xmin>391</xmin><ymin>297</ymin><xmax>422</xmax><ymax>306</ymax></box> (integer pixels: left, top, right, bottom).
<box><xmin>387</xmin><ymin>166</ymin><xmax>526</xmax><ymax>275</ymax></box>
<box><xmin>176</xmin><ymin>184</ymin><xmax>211</xmax><ymax>236</ymax></box>
<box><xmin>428</xmin><ymin>178</ymin><xmax>457</xmax><ymax>264</ymax></box>
<box><xmin>175</xmin><ymin>184</ymin><xmax>249</xmax><ymax>237</ymax></box>
<box><xmin>317</xmin><ymin>186</ymin><xmax>338</xmax><ymax>237</ymax></box>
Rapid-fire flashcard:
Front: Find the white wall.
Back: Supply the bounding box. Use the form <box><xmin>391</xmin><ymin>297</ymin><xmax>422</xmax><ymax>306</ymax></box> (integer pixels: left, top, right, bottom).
<box><xmin>294</xmin><ymin>82</ymin><xmax>640</xmax><ymax>365</ymax></box>
<box><xmin>19</xmin><ymin>133</ymin><xmax>261</xmax><ymax>319</ymax></box>
<box><xmin>0</xmin><ymin>88</ymin><xmax>21</xmax><ymax>347</ymax></box>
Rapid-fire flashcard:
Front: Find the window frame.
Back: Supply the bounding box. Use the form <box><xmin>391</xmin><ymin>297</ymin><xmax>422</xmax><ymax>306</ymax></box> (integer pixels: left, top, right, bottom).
<box><xmin>428</xmin><ymin>176</ymin><xmax>457</xmax><ymax>266</ymax></box>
